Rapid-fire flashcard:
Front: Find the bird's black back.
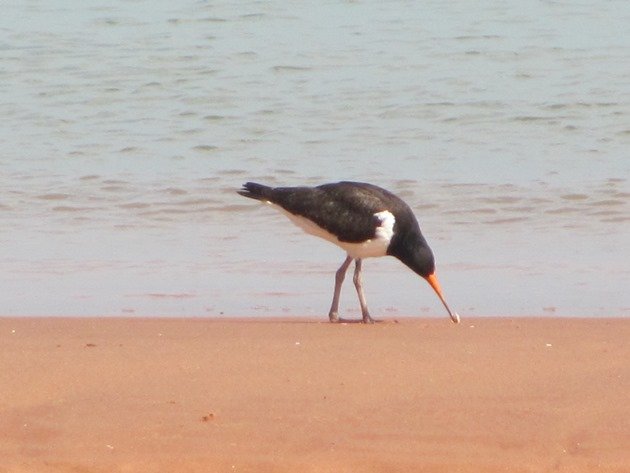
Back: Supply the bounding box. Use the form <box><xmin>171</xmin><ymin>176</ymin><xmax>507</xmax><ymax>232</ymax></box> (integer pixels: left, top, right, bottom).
<box><xmin>239</xmin><ymin>181</ymin><xmax>420</xmax><ymax>244</ymax></box>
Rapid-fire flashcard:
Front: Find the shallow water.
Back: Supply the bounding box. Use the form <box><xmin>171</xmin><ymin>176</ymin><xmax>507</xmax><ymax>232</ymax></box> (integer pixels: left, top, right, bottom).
<box><xmin>1</xmin><ymin>1</ymin><xmax>628</xmax><ymax>317</ymax></box>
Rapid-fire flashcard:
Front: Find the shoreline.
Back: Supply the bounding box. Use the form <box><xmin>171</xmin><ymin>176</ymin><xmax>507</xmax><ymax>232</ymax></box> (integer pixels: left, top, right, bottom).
<box><xmin>2</xmin><ymin>316</ymin><xmax>629</xmax><ymax>472</ymax></box>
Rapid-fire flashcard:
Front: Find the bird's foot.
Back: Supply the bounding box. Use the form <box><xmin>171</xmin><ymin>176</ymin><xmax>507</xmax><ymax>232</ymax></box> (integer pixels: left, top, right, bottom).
<box><xmin>362</xmin><ymin>313</ymin><xmax>376</xmax><ymax>324</ymax></box>
<box><xmin>328</xmin><ymin>312</ymin><xmax>340</xmax><ymax>323</ymax></box>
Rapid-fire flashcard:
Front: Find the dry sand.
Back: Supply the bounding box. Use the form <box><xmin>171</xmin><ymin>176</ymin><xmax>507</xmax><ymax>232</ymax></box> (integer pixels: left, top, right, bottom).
<box><xmin>1</xmin><ymin>317</ymin><xmax>629</xmax><ymax>473</ymax></box>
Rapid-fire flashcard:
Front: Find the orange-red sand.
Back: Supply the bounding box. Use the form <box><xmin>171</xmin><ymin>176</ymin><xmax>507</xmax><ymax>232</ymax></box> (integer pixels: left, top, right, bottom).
<box><xmin>1</xmin><ymin>317</ymin><xmax>629</xmax><ymax>472</ymax></box>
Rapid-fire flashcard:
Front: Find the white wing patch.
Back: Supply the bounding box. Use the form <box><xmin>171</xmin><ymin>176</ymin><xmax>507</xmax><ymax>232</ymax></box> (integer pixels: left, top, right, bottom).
<box><xmin>270</xmin><ymin>202</ymin><xmax>396</xmax><ymax>260</ymax></box>
<box><xmin>373</xmin><ymin>210</ymin><xmax>395</xmax><ymax>244</ymax></box>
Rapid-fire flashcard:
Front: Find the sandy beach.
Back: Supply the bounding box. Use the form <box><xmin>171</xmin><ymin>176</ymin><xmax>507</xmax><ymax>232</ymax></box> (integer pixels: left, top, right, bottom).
<box><xmin>1</xmin><ymin>317</ymin><xmax>629</xmax><ymax>472</ymax></box>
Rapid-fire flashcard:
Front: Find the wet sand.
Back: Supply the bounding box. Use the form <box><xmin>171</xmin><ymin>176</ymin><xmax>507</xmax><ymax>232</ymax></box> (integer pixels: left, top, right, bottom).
<box><xmin>1</xmin><ymin>317</ymin><xmax>629</xmax><ymax>472</ymax></box>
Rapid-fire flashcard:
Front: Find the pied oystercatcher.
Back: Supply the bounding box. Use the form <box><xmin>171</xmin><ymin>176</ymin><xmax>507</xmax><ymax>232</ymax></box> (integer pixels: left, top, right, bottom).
<box><xmin>238</xmin><ymin>181</ymin><xmax>460</xmax><ymax>324</ymax></box>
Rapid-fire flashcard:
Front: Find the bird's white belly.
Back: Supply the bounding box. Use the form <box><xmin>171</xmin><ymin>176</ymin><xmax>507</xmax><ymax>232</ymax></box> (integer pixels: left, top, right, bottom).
<box><xmin>270</xmin><ymin>203</ymin><xmax>395</xmax><ymax>260</ymax></box>
<box><xmin>337</xmin><ymin>236</ymin><xmax>390</xmax><ymax>259</ymax></box>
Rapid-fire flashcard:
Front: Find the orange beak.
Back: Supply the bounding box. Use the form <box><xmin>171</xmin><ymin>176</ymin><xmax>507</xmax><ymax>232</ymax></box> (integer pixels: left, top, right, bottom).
<box><xmin>425</xmin><ymin>273</ymin><xmax>460</xmax><ymax>324</ymax></box>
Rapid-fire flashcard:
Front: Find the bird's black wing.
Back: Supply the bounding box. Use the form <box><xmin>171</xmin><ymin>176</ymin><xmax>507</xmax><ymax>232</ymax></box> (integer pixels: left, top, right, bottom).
<box><xmin>267</xmin><ymin>182</ymin><xmax>405</xmax><ymax>243</ymax></box>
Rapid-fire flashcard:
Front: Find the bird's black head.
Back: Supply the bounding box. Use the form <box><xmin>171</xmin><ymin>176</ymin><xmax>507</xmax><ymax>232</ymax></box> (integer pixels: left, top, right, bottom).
<box><xmin>387</xmin><ymin>223</ymin><xmax>460</xmax><ymax>324</ymax></box>
<box><xmin>387</xmin><ymin>229</ymin><xmax>436</xmax><ymax>278</ymax></box>
<box><xmin>376</xmin><ymin>191</ymin><xmax>436</xmax><ymax>276</ymax></box>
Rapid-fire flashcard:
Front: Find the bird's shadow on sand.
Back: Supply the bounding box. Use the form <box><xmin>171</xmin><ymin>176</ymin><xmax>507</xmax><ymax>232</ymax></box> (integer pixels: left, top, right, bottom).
<box><xmin>217</xmin><ymin>317</ymin><xmax>399</xmax><ymax>325</ymax></box>
<box><xmin>334</xmin><ymin>318</ymin><xmax>393</xmax><ymax>324</ymax></box>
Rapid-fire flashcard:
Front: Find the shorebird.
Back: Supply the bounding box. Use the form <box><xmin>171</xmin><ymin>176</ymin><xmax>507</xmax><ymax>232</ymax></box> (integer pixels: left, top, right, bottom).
<box><xmin>238</xmin><ymin>181</ymin><xmax>460</xmax><ymax>324</ymax></box>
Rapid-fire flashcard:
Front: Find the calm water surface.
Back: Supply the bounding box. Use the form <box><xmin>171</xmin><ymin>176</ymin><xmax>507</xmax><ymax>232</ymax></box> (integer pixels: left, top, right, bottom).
<box><xmin>1</xmin><ymin>1</ymin><xmax>629</xmax><ymax>317</ymax></box>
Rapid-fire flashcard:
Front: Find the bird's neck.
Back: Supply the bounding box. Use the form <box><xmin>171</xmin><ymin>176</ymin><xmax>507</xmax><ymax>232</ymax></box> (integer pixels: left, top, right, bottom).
<box><xmin>388</xmin><ymin>230</ymin><xmax>435</xmax><ymax>278</ymax></box>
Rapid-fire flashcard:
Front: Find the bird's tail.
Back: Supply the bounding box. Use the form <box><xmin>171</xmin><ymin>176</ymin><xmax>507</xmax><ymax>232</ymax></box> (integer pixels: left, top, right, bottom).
<box><xmin>238</xmin><ymin>182</ymin><xmax>274</xmax><ymax>202</ymax></box>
